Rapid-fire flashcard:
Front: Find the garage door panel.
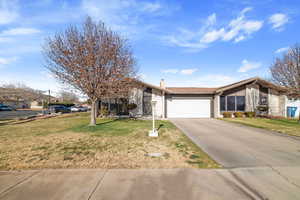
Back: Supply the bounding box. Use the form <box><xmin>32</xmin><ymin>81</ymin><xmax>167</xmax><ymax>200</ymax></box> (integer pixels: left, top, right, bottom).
<box><xmin>167</xmin><ymin>98</ymin><xmax>211</xmax><ymax>118</ymax></box>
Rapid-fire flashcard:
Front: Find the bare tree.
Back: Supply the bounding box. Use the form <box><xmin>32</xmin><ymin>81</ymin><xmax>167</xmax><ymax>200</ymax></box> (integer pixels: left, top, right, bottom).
<box><xmin>58</xmin><ymin>90</ymin><xmax>79</xmax><ymax>103</ymax></box>
<box><xmin>270</xmin><ymin>44</ymin><xmax>300</xmax><ymax>97</ymax></box>
<box><xmin>43</xmin><ymin>17</ymin><xmax>137</xmax><ymax>125</ymax></box>
<box><xmin>0</xmin><ymin>83</ymin><xmax>46</xmax><ymax>103</ymax></box>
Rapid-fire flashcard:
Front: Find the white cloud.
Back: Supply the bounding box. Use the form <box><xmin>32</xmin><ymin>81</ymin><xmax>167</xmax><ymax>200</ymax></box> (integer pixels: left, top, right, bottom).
<box><xmin>1</xmin><ymin>28</ymin><xmax>41</xmax><ymax>36</ymax></box>
<box><xmin>207</xmin><ymin>13</ymin><xmax>217</xmax><ymax>26</ymax></box>
<box><xmin>275</xmin><ymin>47</ymin><xmax>289</xmax><ymax>54</ymax></box>
<box><xmin>165</xmin><ymin>7</ymin><xmax>263</xmax><ymax>51</ymax></box>
<box><xmin>0</xmin><ymin>57</ymin><xmax>18</xmax><ymax>68</ymax></box>
<box><xmin>240</xmin><ymin>7</ymin><xmax>253</xmax><ymax>14</ymax></box>
<box><xmin>161</xmin><ymin>68</ymin><xmax>198</xmax><ymax>75</ymax></box>
<box><xmin>269</xmin><ymin>13</ymin><xmax>289</xmax><ymax>31</ymax></box>
<box><xmin>0</xmin><ymin>37</ymin><xmax>13</xmax><ymax>43</ymax></box>
<box><xmin>140</xmin><ymin>2</ymin><xmax>162</xmax><ymax>13</ymax></box>
<box><xmin>234</xmin><ymin>35</ymin><xmax>245</xmax><ymax>43</ymax></box>
<box><xmin>164</xmin><ymin>35</ymin><xmax>207</xmax><ymax>51</ymax></box>
<box><xmin>81</xmin><ymin>0</ymin><xmax>178</xmax><ymax>36</ymax></box>
<box><xmin>0</xmin><ymin>0</ymin><xmax>19</xmax><ymax>24</ymax></box>
<box><xmin>180</xmin><ymin>68</ymin><xmax>198</xmax><ymax>75</ymax></box>
<box><xmin>238</xmin><ymin>59</ymin><xmax>262</xmax><ymax>73</ymax></box>
<box><xmin>200</xmin><ymin>28</ymin><xmax>225</xmax><ymax>43</ymax></box>
<box><xmin>161</xmin><ymin>69</ymin><xmax>179</xmax><ymax>74</ymax></box>
<box><xmin>166</xmin><ymin>74</ymin><xmax>237</xmax><ymax>87</ymax></box>
<box><xmin>196</xmin><ymin>74</ymin><xmax>237</xmax><ymax>87</ymax></box>
<box><xmin>222</xmin><ymin>8</ymin><xmax>263</xmax><ymax>42</ymax></box>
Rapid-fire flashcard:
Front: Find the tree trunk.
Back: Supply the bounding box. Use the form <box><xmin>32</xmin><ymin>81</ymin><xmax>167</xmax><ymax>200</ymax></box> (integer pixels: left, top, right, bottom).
<box><xmin>90</xmin><ymin>100</ymin><xmax>97</xmax><ymax>126</ymax></box>
<box><xmin>94</xmin><ymin>100</ymin><xmax>99</xmax><ymax>119</ymax></box>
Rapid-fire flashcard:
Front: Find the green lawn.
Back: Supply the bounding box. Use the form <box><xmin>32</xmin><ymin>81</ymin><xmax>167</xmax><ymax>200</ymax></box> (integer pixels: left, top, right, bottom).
<box><xmin>0</xmin><ymin>113</ymin><xmax>219</xmax><ymax>170</ymax></box>
<box><xmin>222</xmin><ymin>117</ymin><xmax>300</xmax><ymax>137</ymax></box>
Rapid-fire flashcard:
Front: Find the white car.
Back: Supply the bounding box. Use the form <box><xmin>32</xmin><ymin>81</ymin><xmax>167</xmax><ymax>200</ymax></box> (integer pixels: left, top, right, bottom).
<box><xmin>79</xmin><ymin>106</ymin><xmax>88</xmax><ymax>112</ymax></box>
<box><xmin>70</xmin><ymin>106</ymin><xmax>81</xmax><ymax>112</ymax></box>
<box><xmin>71</xmin><ymin>106</ymin><xmax>88</xmax><ymax>112</ymax></box>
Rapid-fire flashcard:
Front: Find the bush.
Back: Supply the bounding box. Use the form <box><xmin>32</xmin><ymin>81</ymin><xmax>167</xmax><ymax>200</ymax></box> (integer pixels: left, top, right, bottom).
<box><xmin>127</xmin><ymin>103</ymin><xmax>137</xmax><ymax>110</ymax></box>
<box><xmin>233</xmin><ymin>112</ymin><xmax>244</xmax><ymax>118</ymax></box>
<box><xmin>222</xmin><ymin>112</ymin><xmax>232</xmax><ymax>118</ymax></box>
<box><xmin>245</xmin><ymin>112</ymin><xmax>256</xmax><ymax>118</ymax></box>
<box><xmin>256</xmin><ymin>105</ymin><xmax>269</xmax><ymax>112</ymax></box>
<box><xmin>100</xmin><ymin>106</ymin><xmax>109</xmax><ymax>117</ymax></box>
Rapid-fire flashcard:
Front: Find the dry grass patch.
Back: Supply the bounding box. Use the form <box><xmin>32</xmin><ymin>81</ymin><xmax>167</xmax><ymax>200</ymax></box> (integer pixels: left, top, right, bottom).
<box><xmin>0</xmin><ymin>113</ymin><xmax>220</xmax><ymax>170</ymax></box>
<box><xmin>221</xmin><ymin>117</ymin><xmax>300</xmax><ymax>137</ymax></box>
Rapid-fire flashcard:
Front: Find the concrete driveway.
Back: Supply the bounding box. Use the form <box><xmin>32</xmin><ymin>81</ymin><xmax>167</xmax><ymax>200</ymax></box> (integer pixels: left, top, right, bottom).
<box><xmin>171</xmin><ymin>118</ymin><xmax>300</xmax><ymax>168</ymax></box>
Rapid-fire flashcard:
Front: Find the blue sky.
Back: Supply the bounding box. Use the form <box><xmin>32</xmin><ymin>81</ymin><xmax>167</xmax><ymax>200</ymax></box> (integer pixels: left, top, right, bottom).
<box><xmin>0</xmin><ymin>0</ymin><xmax>299</xmax><ymax>94</ymax></box>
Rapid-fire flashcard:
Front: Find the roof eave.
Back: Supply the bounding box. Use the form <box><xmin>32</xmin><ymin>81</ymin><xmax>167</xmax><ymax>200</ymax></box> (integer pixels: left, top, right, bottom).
<box><xmin>215</xmin><ymin>77</ymin><xmax>286</xmax><ymax>93</ymax></box>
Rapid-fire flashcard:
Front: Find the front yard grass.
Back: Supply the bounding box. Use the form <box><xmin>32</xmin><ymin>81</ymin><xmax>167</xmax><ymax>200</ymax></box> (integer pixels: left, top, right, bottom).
<box><xmin>221</xmin><ymin>117</ymin><xmax>300</xmax><ymax>137</ymax></box>
<box><xmin>0</xmin><ymin>113</ymin><xmax>220</xmax><ymax>170</ymax></box>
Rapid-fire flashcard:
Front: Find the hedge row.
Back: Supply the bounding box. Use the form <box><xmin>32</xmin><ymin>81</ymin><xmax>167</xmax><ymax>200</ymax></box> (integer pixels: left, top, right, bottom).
<box><xmin>222</xmin><ymin>111</ymin><xmax>255</xmax><ymax>118</ymax></box>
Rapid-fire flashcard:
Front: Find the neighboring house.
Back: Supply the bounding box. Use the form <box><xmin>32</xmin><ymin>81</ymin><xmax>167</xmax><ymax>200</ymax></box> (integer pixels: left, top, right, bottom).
<box><xmin>1</xmin><ymin>100</ymin><xmax>30</xmax><ymax>109</ymax></box>
<box><xmin>30</xmin><ymin>101</ymin><xmax>44</xmax><ymax>109</ymax></box>
<box><xmin>31</xmin><ymin>96</ymin><xmax>60</xmax><ymax>110</ymax></box>
<box><xmin>103</xmin><ymin>77</ymin><xmax>289</xmax><ymax>118</ymax></box>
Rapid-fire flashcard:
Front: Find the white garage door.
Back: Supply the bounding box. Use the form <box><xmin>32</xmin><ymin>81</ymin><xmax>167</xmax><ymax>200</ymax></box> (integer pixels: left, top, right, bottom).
<box><xmin>167</xmin><ymin>98</ymin><xmax>211</xmax><ymax>118</ymax></box>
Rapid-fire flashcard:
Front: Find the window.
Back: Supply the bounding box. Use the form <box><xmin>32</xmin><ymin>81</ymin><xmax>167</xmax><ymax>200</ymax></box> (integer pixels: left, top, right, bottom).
<box><xmin>236</xmin><ymin>96</ymin><xmax>245</xmax><ymax>111</ymax></box>
<box><xmin>227</xmin><ymin>96</ymin><xmax>235</xmax><ymax>111</ymax></box>
<box><xmin>221</xmin><ymin>96</ymin><xmax>245</xmax><ymax>112</ymax></box>
<box><xmin>220</xmin><ymin>96</ymin><xmax>226</xmax><ymax>111</ymax></box>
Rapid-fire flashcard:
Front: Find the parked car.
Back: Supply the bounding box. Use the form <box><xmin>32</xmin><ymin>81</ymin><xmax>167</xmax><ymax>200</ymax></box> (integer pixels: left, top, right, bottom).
<box><xmin>79</xmin><ymin>106</ymin><xmax>88</xmax><ymax>112</ymax></box>
<box><xmin>0</xmin><ymin>104</ymin><xmax>14</xmax><ymax>111</ymax></box>
<box><xmin>49</xmin><ymin>105</ymin><xmax>71</xmax><ymax>113</ymax></box>
<box><xmin>70</xmin><ymin>106</ymin><xmax>81</xmax><ymax>112</ymax></box>
<box><xmin>70</xmin><ymin>106</ymin><xmax>88</xmax><ymax>112</ymax></box>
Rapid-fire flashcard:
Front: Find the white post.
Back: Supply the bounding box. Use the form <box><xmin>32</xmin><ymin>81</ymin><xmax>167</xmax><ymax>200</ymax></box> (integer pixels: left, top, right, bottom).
<box><xmin>162</xmin><ymin>91</ymin><xmax>165</xmax><ymax>119</ymax></box>
<box><xmin>152</xmin><ymin>107</ymin><xmax>155</xmax><ymax>131</ymax></box>
<box><xmin>149</xmin><ymin>100</ymin><xmax>158</xmax><ymax>137</ymax></box>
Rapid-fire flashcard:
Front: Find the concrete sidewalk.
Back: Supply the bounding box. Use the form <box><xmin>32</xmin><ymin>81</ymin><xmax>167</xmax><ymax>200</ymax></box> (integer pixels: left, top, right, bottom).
<box><xmin>1</xmin><ymin>168</ymin><xmax>300</xmax><ymax>200</ymax></box>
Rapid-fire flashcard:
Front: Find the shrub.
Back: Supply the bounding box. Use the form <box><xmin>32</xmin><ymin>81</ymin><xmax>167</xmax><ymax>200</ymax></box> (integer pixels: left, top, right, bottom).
<box><xmin>222</xmin><ymin>112</ymin><xmax>232</xmax><ymax>118</ymax></box>
<box><xmin>127</xmin><ymin>103</ymin><xmax>137</xmax><ymax>110</ymax></box>
<box><xmin>256</xmin><ymin>105</ymin><xmax>269</xmax><ymax>112</ymax></box>
<box><xmin>233</xmin><ymin>112</ymin><xmax>244</xmax><ymax>118</ymax></box>
<box><xmin>100</xmin><ymin>106</ymin><xmax>109</xmax><ymax>117</ymax></box>
<box><xmin>245</xmin><ymin>112</ymin><xmax>255</xmax><ymax>118</ymax></box>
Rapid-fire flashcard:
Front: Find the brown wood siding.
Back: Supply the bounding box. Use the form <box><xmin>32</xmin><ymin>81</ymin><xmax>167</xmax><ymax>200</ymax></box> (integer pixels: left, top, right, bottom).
<box><xmin>222</xmin><ymin>85</ymin><xmax>246</xmax><ymax>96</ymax></box>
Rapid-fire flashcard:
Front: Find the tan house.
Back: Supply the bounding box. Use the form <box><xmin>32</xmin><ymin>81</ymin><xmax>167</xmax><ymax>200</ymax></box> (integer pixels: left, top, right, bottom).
<box><xmin>103</xmin><ymin>77</ymin><xmax>288</xmax><ymax>118</ymax></box>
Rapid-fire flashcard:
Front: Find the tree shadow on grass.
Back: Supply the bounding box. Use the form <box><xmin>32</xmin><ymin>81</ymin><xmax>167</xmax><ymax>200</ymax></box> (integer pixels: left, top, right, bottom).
<box><xmin>95</xmin><ymin>118</ymin><xmax>120</xmax><ymax>126</ymax></box>
<box><xmin>157</xmin><ymin>124</ymin><xmax>164</xmax><ymax>131</ymax></box>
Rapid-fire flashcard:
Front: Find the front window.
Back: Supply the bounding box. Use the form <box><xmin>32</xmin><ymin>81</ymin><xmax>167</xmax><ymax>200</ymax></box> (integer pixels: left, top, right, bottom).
<box><xmin>220</xmin><ymin>96</ymin><xmax>245</xmax><ymax>112</ymax></box>
<box><xmin>227</xmin><ymin>96</ymin><xmax>236</xmax><ymax>111</ymax></box>
<box><xmin>236</xmin><ymin>96</ymin><xmax>245</xmax><ymax>111</ymax></box>
<box><xmin>220</xmin><ymin>96</ymin><xmax>226</xmax><ymax>111</ymax></box>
